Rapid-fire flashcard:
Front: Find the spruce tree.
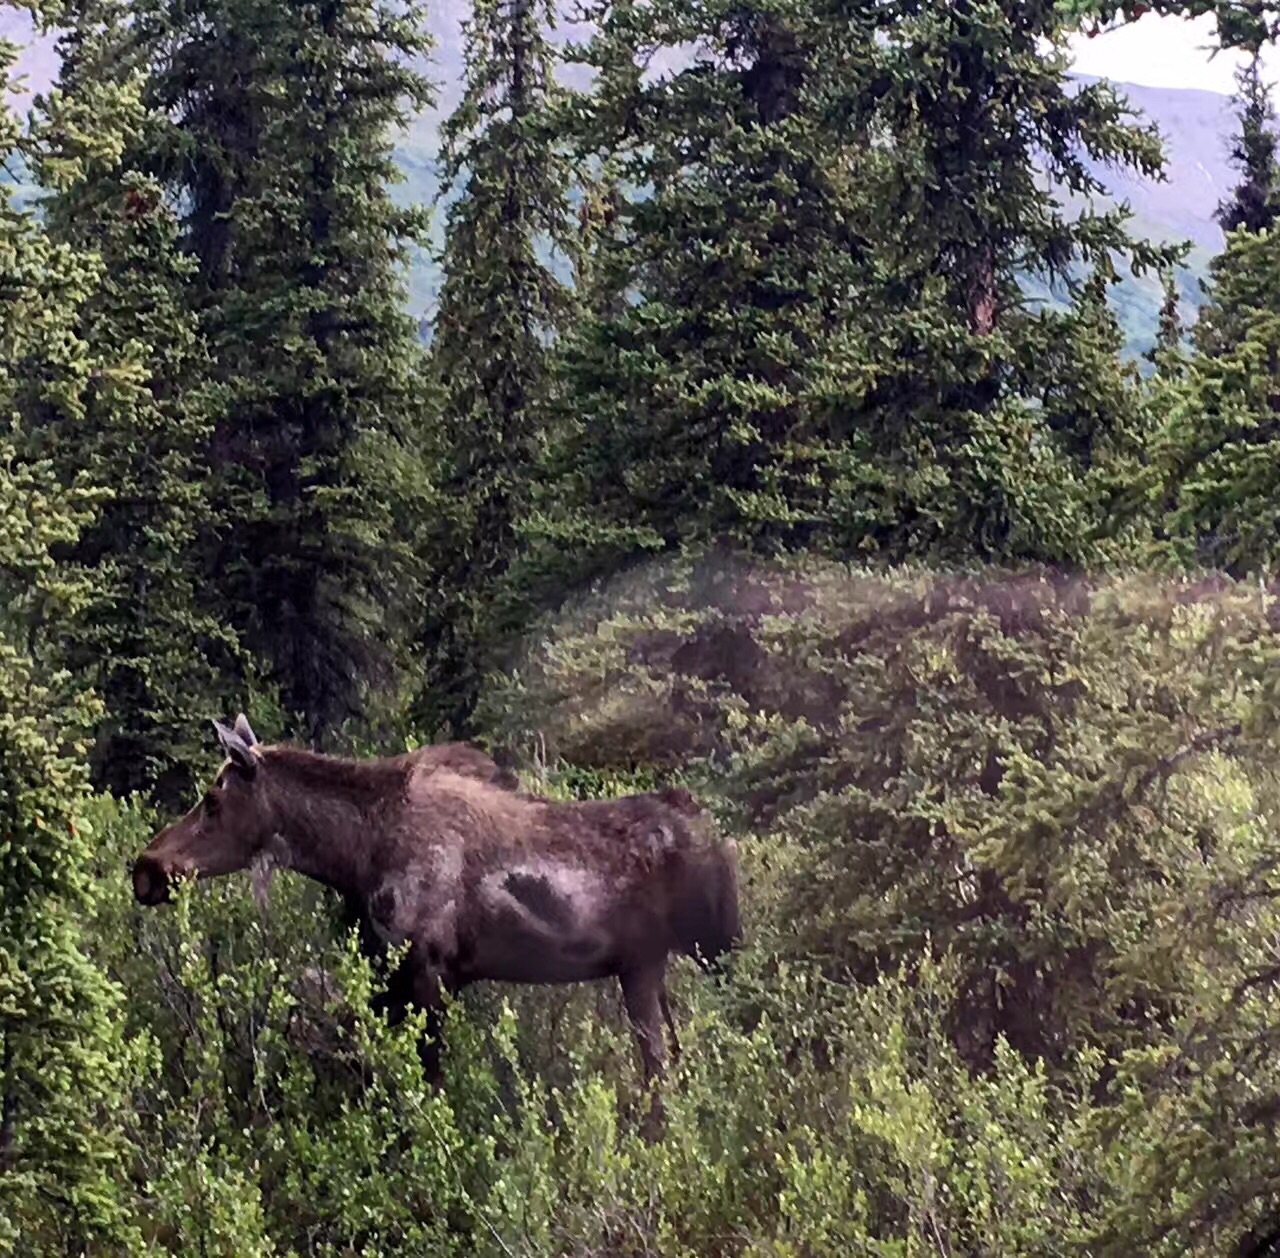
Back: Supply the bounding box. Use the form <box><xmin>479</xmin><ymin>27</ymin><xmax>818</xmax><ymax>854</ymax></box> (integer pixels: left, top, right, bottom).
<box><xmin>1153</xmin><ymin>227</ymin><xmax>1280</xmax><ymax>574</ymax></box>
<box><xmin>138</xmin><ymin>0</ymin><xmax>436</xmax><ymax>744</ymax></box>
<box><xmin>822</xmin><ymin>0</ymin><xmax>1168</xmax><ymax>564</ymax></box>
<box><xmin>417</xmin><ymin>0</ymin><xmax>574</xmax><ymax>737</ymax></box>
<box><xmin>542</xmin><ymin>0</ymin><xmax>1166</xmax><ymax>578</ymax></box>
<box><xmin>29</xmin><ymin>0</ymin><xmax>240</xmax><ymax>806</ymax></box>
<box><xmin>1216</xmin><ymin>49</ymin><xmax>1280</xmax><ymax>237</ymax></box>
<box><xmin>1147</xmin><ymin>268</ymin><xmax>1186</xmax><ymax>375</ymax></box>
<box><xmin>541</xmin><ymin>0</ymin><xmax>876</xmax><ymax>579</ymax></box>
<box><xmin>0</xmin><ymin>41</ymin><xmax>139</xmax><ymax>1248</ymax></box>
<box><xmin>1151</xmin><ymin>41</ymin><xmax>1280</xmax><ymax>575</ymax></box>
<box><xmin>572</xmin><ymin>154</ymin><xmax>627</xmax><ymax>324</ymax></box>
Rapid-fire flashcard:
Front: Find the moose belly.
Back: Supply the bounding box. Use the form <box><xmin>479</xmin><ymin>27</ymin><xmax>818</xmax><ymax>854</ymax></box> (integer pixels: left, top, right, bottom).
<box><xmin>466</xmin><ymin>862</ymin><xmax>617</xmax><ymax>983</ymax></box>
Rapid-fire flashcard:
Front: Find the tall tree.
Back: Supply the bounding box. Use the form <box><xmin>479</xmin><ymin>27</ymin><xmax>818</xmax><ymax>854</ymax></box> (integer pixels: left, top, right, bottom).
<box><xmin>138</xmin><ymin>0</ymin><xmax>436</xmax><ymax>744</ymax></box>
<box><xmin>537</xmin><ymin>0</ymin><xmax>876</xmax><ymax>582</ymax></box>
<box><xmin>572</xmin><ymin>154</ymin><xmax>627</xmax><ymax>324</ymax></box>
<box><xmin>29</xmin><ymin>0</ymin><xmax>240</xmax><ymax>806</ymax></box>
<box><xmin>1147</xmin><ymin>268</ymin><xmax>1186</xmax><ymax>374</ymax></box>
<box><xmin>0</xmin><ymin>37</ymin><xmax>140</xmax><ymax>1248</ymax></box>
<box><xmin>822</xmin><ymin>0</ymin><xmax>1168</xmax><ymax>565</ymax></box>
<box><xmin>416</xmin><ymin>0</ymin><xmax>575</xmax><ymax>737</ymax></box>
<box><xmin>1216</xmin><ymin>48</ymin><xmax>1280</xmax><ymax>237</ymax></box>
<box><xmin>1150</xmin><ymin>40</ymin><xmax>1280</xmax><ymax>575</ymax></box>
<box><xmin>538</xmin><ymin>0</ymin><xmax>1166</xmax><ymax>581</ymax></box>
<box><xmin>1151</xmin><ymin>226</ymin><xmax>1280</xmax><ymax>574</ymax></box>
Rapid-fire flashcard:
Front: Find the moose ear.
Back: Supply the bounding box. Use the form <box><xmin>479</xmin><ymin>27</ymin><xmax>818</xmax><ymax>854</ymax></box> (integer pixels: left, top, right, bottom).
<box><xmin>232</xmin><ymin>712</ymin><xmax>258</xmax><ymax>747</ymax></box>
<box><xmin>212</xmin><ymin>718</ymin><xmax>258</xmax><ymax>776</ymax></box>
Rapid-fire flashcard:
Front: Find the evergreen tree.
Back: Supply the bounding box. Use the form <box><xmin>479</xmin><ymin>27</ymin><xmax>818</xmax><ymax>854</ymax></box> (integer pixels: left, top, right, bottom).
<box><xmin>29</xmin><ymin>0</ymin><xmax>240</xmax><ymax>806</ymax></box>
<box><xmin>1030</xmin><ymin>265</ymin><xmax>1155</xmax><ymax>557</ymax></box>
<box><xmin>1146</xmin><ymin>267</ymin><xmax>1186</xmax><ymax>375</ymax></box>
<box><xmin>572</xmin><ymin>154</ymin><xmax>627</xmax><ymax>324</ymax></box>
<box><xmin>1216</xmin><ymin>49</ymin><xmax>1280</xmax><ymax>237</ymax></box>
<box><xmin>540</xmin><ymin>0</ymin><xmax>876</xmax><ymax>580</ymax></box>
<box><xmin>1152</xmin><ymin>227</ymin><xmax>1280</xmax><ymax>574</ymax></box>
<box><xmin>1151</xmin><ymin>43</ymin><xmax>1280</xmax><ymax>575</ymax></box>
<box><xmin>0</xmin><ymin>42</ymin><xmax>139</xmax><ymax>1248</ymax></box>
<box><xmin>138</xmin><ymin>0</ymin><xmax>436</xmax><ymax>744</ymax></box>
<box><xmin>823</xmin><ymin>0</ymin><xmax>1168</xmax><ymax>564</ymax></box>
<box><xmin>541</xmin><ymin>0</ymin><xmax>1166</xmax><ymax>579</ymax></box>
<box><xmin>417</xmin><ymin>0</ymin><xmax>575</xmax><ymax>737</ymax></box>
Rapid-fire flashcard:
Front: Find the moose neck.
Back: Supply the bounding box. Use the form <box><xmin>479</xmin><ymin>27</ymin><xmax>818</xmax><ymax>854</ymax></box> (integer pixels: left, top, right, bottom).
<box><xmin>259</xmin><ymin>748</ymin><xmax>404</xmax><ymax>900</ymax></box>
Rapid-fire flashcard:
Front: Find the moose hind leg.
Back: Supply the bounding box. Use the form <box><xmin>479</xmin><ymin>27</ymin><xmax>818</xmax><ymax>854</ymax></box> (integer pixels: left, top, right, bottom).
<box><xmin>620</xmin><ymin>963</ymin><xmax>669</xmax><ymax>1141</ymax></box>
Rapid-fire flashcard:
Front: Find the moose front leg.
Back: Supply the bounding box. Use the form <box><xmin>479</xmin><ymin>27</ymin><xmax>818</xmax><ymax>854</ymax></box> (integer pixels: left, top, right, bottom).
<box><xmin>408</xmin><ymin>965</ymin><xmax>453</xmax><ymax>1088</ymax></box>
<box><xmin>371</xmin><ymin>951</ymin><xmax>453</xmax><ymax>1087</ymax></box>
<box><xmin>620</xmin><ymin>962</ymin><xmax>669</xmax><ymax>1142</ymax></box>
<box><xmin>341</xmin><ymin>891</ymin><xmax>387</xmax><ymax>965</ymax></box>
<box><xmin>659</xmin><ymin>982</ymin><xmax>680</xmax><ymax>1064</ymax></box>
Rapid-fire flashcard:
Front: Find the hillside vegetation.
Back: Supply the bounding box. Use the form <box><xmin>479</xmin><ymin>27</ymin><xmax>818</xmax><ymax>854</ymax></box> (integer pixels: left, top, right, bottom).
<box><xmin>6</xmin><ymin>1</ymin><xmax>1280</xmax><ymax>1255</ymax></box>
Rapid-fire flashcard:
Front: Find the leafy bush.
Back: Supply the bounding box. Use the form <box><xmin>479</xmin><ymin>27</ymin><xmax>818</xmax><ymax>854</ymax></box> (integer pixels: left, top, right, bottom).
<box><xmin>478</xmin><ymin>552</ymin><xmax>1280</xmax><ymax>1252</ymax></box>
<box><xmin>54</xmin><ymin>780</ymin><xmax>1120</xmax><ymax>1255</ymax></box>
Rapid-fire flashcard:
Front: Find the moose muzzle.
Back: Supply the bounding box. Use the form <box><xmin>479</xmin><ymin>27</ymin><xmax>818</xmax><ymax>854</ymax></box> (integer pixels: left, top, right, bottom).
<box><xmin>132</xmin><ymin>852</ymin><xmax>183</xmax><ymax>906</ymax></box>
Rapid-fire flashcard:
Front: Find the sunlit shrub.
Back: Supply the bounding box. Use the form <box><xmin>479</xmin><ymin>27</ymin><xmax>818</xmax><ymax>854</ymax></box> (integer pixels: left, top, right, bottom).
<box><xmin>477</xmin><ymin>553</ymin><xmax>1280</xmax><ymax>1251</ymax></box>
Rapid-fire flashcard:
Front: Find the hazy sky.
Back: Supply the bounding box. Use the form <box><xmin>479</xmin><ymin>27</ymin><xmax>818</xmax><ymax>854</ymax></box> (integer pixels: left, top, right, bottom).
<box><xmin>1069</xmin><ymin>12</ymin><xmax>1280</xmax><ymax>96</ymax></box>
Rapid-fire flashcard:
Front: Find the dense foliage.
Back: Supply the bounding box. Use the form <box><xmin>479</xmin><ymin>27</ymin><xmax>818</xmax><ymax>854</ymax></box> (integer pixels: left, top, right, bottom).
<box><xmin>0</xmin><ymin>41</ymin><xmax>140</xmax><ymax>1246</ymax></box>
<box><xmin>28</xmin><ymin>0</ymin><xmax>239</xmax><ymax>806</ymax></box>
<box><xmin>5</xmin><ymin>0</ymin><xmax>1280</xmax><ymax>1253</ymax></box>
<box><xmin>416</xmin><ymin>0</ymin><xmax>575</xmax><ymax>736</ymax></box>
<box><xmin>136</xmin><ymin>0</ymin><xmax>437</xmax><ymax>745</ymax></box>
<box><xmin>480</xmin><ymin>557</ymin><xmax>1280</xmax><ymax>1255</ymax></box>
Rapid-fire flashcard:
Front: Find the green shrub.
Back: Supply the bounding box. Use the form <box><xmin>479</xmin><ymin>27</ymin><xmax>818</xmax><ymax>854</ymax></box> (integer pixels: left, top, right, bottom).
<box><xmin>478</xmin><ymin>552</ymin><xmax>1280</xmax><ymax>1252</ymax></box>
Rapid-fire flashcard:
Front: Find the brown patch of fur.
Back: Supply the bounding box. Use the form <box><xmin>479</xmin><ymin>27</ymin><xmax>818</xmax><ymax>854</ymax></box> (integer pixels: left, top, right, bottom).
<box><xmin>258</xmin><ymin>740</ymin><xmax>504</xmax><ymax>805</ymax></box>
<box><xmin>259</xmin><ymin>746</ymin><xmax>415</xmax><ymax>803</ymax></box>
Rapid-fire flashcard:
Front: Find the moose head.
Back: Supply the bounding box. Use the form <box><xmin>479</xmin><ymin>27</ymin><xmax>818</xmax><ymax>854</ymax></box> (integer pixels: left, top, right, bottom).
<box><xmin>131</xmin><ymin>714</ymin><xmax>278</xmax><ymax>906</ymax></box>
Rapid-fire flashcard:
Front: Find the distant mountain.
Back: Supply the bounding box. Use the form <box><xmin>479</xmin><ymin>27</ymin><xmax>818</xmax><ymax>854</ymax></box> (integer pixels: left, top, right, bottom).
<box><xmin>1078</xmin><ymin>76</ymin><xmax>1239</xmax><ymax>255</ymax></box>
<box><xmin>1063</xmin><ymin>75</ymin><xmax>1240</xmax><ymax>357</ymax></box>
<box><xmin>2</xmin><ymin>9</ymin><xmax>1252</xmax><ymax>350</ymax></box>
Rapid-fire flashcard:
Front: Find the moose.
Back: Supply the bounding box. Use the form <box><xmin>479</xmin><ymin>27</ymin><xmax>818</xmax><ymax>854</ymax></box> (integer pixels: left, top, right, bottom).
<box><xmin>132</xmin><ymin>715</ymin><xmax>741</xmax><ymax>1127</ymax></box>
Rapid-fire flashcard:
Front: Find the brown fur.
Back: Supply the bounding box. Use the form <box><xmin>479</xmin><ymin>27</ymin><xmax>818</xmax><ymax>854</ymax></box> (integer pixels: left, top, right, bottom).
<box><xmin>133</xmin><ymin>718</ymin><xmax>742</xmax><ymax>1138</ymax></box>
<box><xmin>255</xmin><ymin>740</ymin><xmax>516</xmax><ymax>949</ymax></box>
